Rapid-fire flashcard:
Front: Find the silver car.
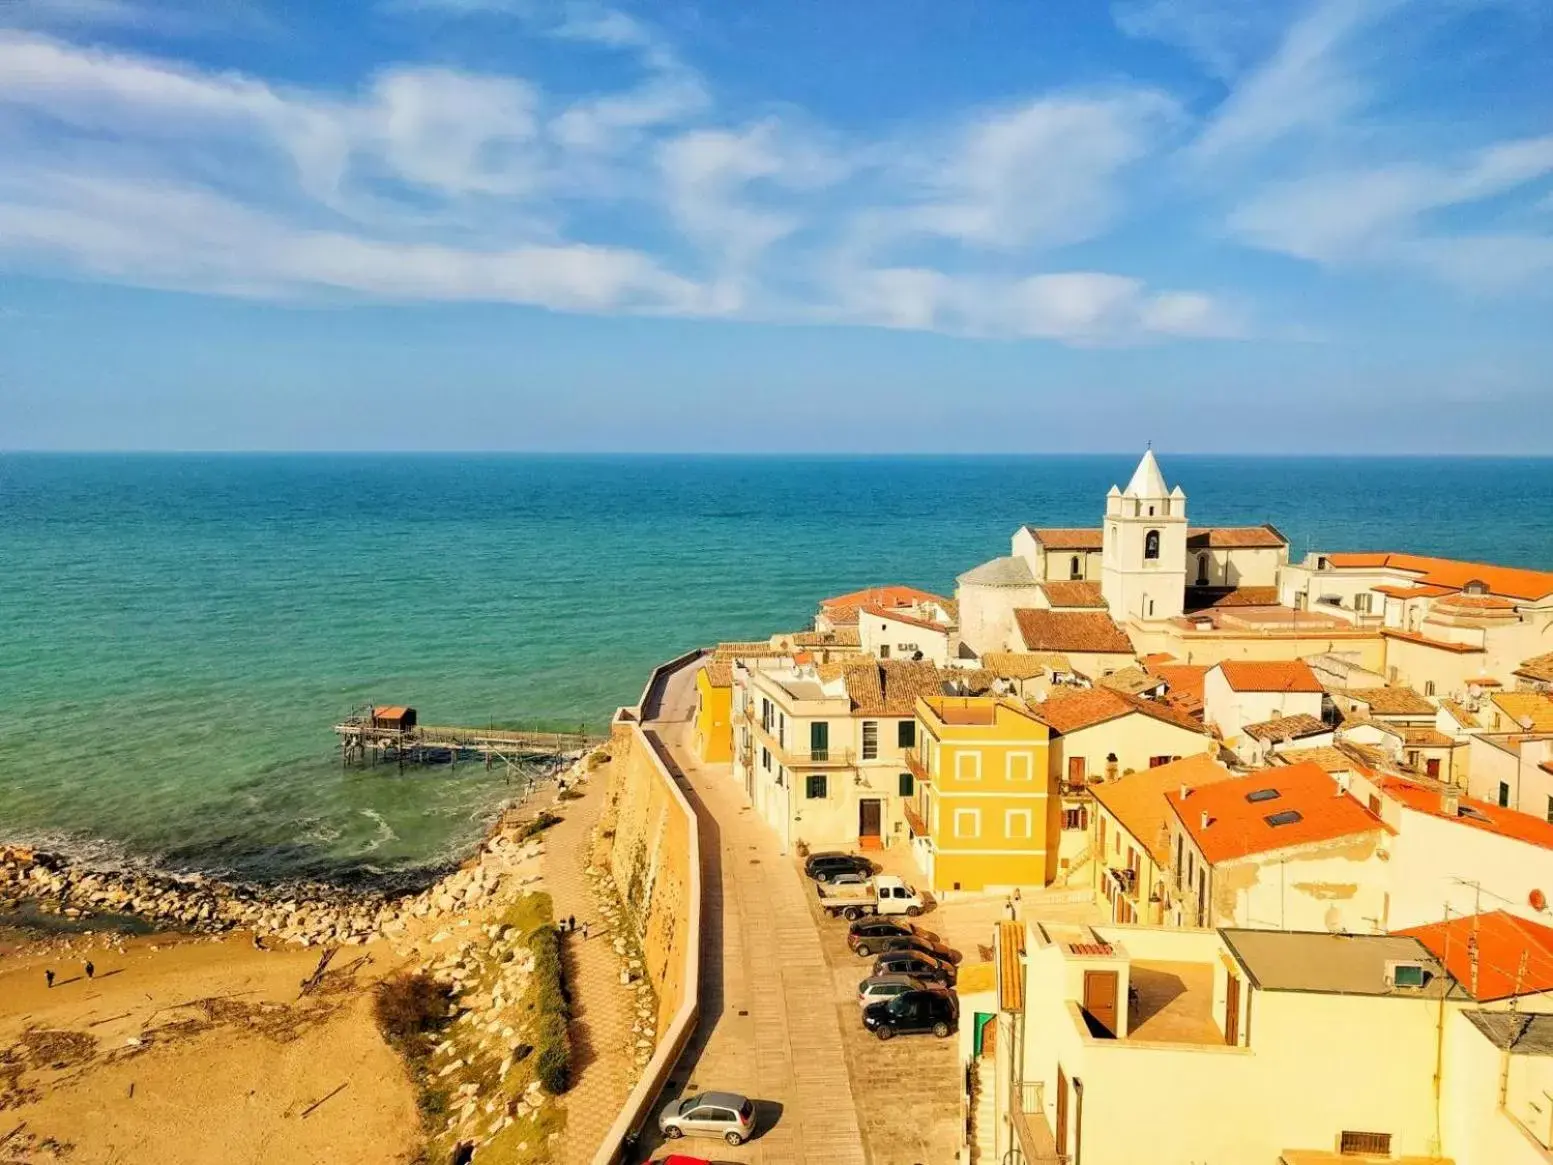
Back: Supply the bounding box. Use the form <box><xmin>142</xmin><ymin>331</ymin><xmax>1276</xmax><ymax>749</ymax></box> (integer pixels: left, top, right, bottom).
<box><xmin>659</xmin><ymin>1090</ymin><xmax>756</xmax><ymax>1146</ymax></box>
<box><xmin>857</xmin><ymin>972</ymin><xmax>929</xmax><ymax>1009</ymax></box>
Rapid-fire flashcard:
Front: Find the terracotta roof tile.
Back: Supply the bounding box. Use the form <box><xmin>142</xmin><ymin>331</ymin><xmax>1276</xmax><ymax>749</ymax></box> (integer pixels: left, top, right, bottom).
<box><xmin>842</xmin><ymin>659</ymin><xmax>945</xmax><ymax>716</ymax></box>
<box><xmin>1343</xmin><ymin>687</ymin><xmax>1436</xmax><ymax>716</ymax></box>
<box><xmin>1037</xmin><ymin>581</ymin><xmax>1107</xmax><ymax>609</ymax></box>
<box><xmin>1097</xmin><ymin>667</ymin><xmax>1165</xmax><ymax>696</ymax></box>
<box><xmin>1167</xmin><ymin>762</ymin><xmax>1390</xmax><ymax>864</ymax></box>
<box><xmin>1400</xmin><ymin>727</ymin><xmax>1456</xmax><ymax>748</ymax></box>
<box><xmin>1438</xmin><ymin>699</ymin><xmax>1481</xmax><ymax>729</ymax></box>
<box><xmin>1373</xmin><ymin>583</ymin><xmax>1455</xmax><ymax>599</ymax></box>
<box><xmin>791</xmin><ymin>628</ymin><xmax>861</xmax><ymax>648</ymax></box>
<box><xmin>1324</xmin><ymin>552</ymin><xmax>1553</xmax><ymax>602</ymax></box>
<box><xmin>1516</xmin><ymin>653</ymin><xmax>1553</xmax><ymax>684</ymax></box>
<box><xmin>1380</xmin><ymin>628</ymin><xmax>1484</xmax><ymax>653</ymax></box>
<box><xmin>1378</xmin><ymin>775</ymin><xmax>1553</xmax><ymax>850</ymax></box>
<box><xmin>1214</xmin><ymin>660</ymin><xmax>1323</xmax><ymax>694</ymax></box>
<box><xmin>821</xmin><ymin>585</ymin><xmax>948</xmax><ymax>614</ymax></box>
<box><xmin>1184</xmin><ymin>587</ymin><xmax>1282</xmax><ymax>611</ymax></box>
<box><xmin>861</xmin><ymin>604</ymin><xmax>954</xmax><ymax>633</ymax></box>
<box><xmin>1148</xmin><ymin>663</ymin><xmax>1208</xmax><ymax>715</ymax></box>
<box><xmin>1492</xmin><ymin>692</ymin><xmax>1553</xmax><ymax>733</ymax></box>
<box><xmin>1014</xmin><ymin>609</ymin><xmax>1134</xmax><ymax>655</ymax></box>
<box><xmin>1397</xmin><ymin>912</ymin><xmax>1553</xmax><ymax>1002</ymax></box>
<box><xmin>1272</xmin><ymin>746</ymin><xmax>1372</xmax><ymax>774</ymax></box>
<box><xmin>1026</xmin><ymin>527</ymin><xmax>1103</xmax><ymax>550</ymax></box>
<box><xmin>714</xmin><ymin>641</ymin><xmax>785</xmax><ymax>658</ymax></box>
<box><xmin>1091</xmin><ymin>754</ymin><xmax>1237</xmax><ymax>865</ymax></box>
<box><xmin>1186</xmin><ymin>525</ymin><xmax>1287</xmax><ymax>549</ymax></box>
<box><xmin>1029</xmin><ymin>686</ymin><xmax>1205</xmax><ymax>736</ymax></box>
<box><xmin>998</xmin><ymin>921</ymin><xmax>1026</xmax><ymax>1013</ymax></box>
<box><xmin>1434</xmin><ymin>594</ymin><xmax>1518</xmax><ymax>612</ymax></box>
<box><xmin>703</xmin><ymin>660</ymin><xmax>733</xmax><ymax>687</ymax></box>
<box><xmin>980</xmin><ymin>651</ymin><xmax>1075</xmax><ymax>679</ymax></box>
<box><xmin>1243</xmin><ymin>713</ymin><xmax>1330</xmax><ymax>742</ymax></box>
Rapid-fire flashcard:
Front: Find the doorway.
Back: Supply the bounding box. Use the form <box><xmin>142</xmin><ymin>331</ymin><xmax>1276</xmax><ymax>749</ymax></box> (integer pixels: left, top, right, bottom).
<box><xmin>859</xmin><ymin>798</ymin><xmax>883</xmax><ymax>850</ymax></box>
<box><xmin>1083</xmin><ymin>970</ymin><xmax>1119</xmax><ymax>1037</ymax></box>
<box><xmin>1225</xmin><ymin>974</ymin><xmax>1240</xmax><ymax>1046</ymax></box>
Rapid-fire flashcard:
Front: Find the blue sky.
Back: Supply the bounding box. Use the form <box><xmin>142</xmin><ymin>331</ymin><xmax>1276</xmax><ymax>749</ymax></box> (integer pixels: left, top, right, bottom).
<box><xmin>2</xmin><ymin>0</ymin><xmax>1551</xmax><ymax>452</ymax></box>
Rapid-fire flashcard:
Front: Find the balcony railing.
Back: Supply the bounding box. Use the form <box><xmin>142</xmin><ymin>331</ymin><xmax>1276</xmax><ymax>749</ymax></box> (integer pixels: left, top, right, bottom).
<box><xmin>905</xmin><ymin>750</ymin><xmax>931</xmax><ymax>783</ymax></box>
<box><xmin>1012</xmin><ymin>1082</ymin><xmax>1067</xmax><ymax>1164</ymax></box>
<box><xmin>779</xmin><ymin>743</ymin><xmax>857</xmax><ymax>767</ymax></box>
<box><xmin>902</xmin><ymin>802</ymin><xmax>928</xmax><ymax>837</ymax></box>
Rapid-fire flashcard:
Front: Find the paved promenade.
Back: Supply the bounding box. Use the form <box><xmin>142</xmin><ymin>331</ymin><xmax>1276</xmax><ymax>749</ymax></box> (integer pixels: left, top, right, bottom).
<box><xmin>635</xmin><ymin>662</ymin><xmax>867</xmax><ymax>1165</ymax></box>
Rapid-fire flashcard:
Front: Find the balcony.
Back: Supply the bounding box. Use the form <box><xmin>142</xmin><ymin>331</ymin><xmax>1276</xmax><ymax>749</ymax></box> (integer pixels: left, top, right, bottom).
<box><xmin>1012</xmin><ymin>1082</ymin><xmax>1067</xmax><ymax>1164</ymax></box>
<box><xmin>902</xmin><ymin>802</ymin><xmax>928</xmax><ymax>837</ymax></box>
<box><xmin>904</xmin><ymin>750</ymin><xmax>931</xmax><ymax>783</ymax></box>
<box><xmin>778</xmin><ymin>743</ymin><xmax>857</xmax><ymax>767</ymax></box>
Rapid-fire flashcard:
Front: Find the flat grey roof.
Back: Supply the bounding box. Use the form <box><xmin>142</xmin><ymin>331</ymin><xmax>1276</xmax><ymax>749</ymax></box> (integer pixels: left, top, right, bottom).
<box><xmin>1220</xmin><ymin>929</ymin><xmax>1468</xmax><ymax>999</ymax></box>
<box><xmin>1466</xmin><ymin>1011</ymin><xmax>1553</xmax><ymax>1055</ymax></box>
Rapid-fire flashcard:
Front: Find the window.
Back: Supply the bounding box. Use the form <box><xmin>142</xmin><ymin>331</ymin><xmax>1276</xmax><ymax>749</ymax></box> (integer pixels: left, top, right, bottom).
<box><xmin>880</xmin><ymin>644</ymin><xmax>890</xmax><ymax>659</ymax></box>
<box><xmin>1339</xmin><ymin>1132</ymin><xmax>1392</xmax><ymax>1156</ymax></box>
<box><xmin>1063</xmin><ymin>806</ymin><xmax>1088</xmax><ymax>831</ymax></box>
<box><xmin>806</xmin><ymin>774</ymin><xmax>827</xmax><ymax>800</ymax></box>
<box><xmin>862</xmin><ymin>721</ymin><xmax>879</xmax><ymax>760</ymax></box>
<box><xmin>1369</xmin><ymin>794</ymin><xmax>1382</xmax><ymax>815</ymax></box>
<box><xmin>1424</xmin><ymin>681</ymin><xmax>1435</xmax><ymax>697</ymax></box>
<box><xmin>1006</xmin><ymin>809</ymin><xmax>1033</xmax><ymax>839</ymax></box>
<box><xmin>1008</xmin><ymin>752</ymin><xmax>1033</xmax><ymax>781</ymax></box>
<box><xmin>1196</xmin><ymin>553</ymin><xmax>1209</xmax><ymax>585</ymax></box>
<box><xmin>1174</xmin><ymin>833</ymin><xmax>1183</xmax><ymax>887</ymax></box>
<box><xmin>1196</xmin><ymin>868</ymin><xmax>1206</xmax><ymax>928</ymax></box>
<box><xmin>1144</xmin><ymin>529</ymin><xmax>1161</xmax><ymax>560</ymax></box>
<box><xmin>1245</xmin><ymin>788</ymin><xmax>1280</xmax><ymax>803</ymax></box>
<box><xmin>1547</xmin><ymin>796</ymin><xmax>1553</xmax><ymax>825</ymax></box>
<box><xmin>1146</xmin><ymin>598</ymin><xmax>1155</xmax><ymax>617</ymax></box>
<box><xmin>1265</xmin><ymin>810</ymin><xmax>1304</xmax><ymax>827</ymax></box>
<box><xmin>956</xmin><ymin>751</ymin><xmax>982</xmax><ymax>781</ymax></box>
<box><xmin>898</xmin><ymin>720</ymin><xmax>915</xmax><ymax>749</ymax></box>
<box><xmin>1355</xmin><ymin>592</ymin><xmax>1373</xmax><ymax>614</ymax></box>
<box><xmin>899</xmin><ymin>772</ymin><xmax>914</xmax><ymax>798</ymax></box>
<box><xmin>1149</xmin><ymin>755</ymin><xmax>1173</xmax><ymax>769</ymax></box>
<box><xmin>761</xmin><ymin>697</ymin><xmax>772</xmax><ymax>732</ymax></box>
<box><xmin>1070</xmin><ymin>555</ymin><xmax>1082</xmax><ymax>580</ymax></box>
<box><xmin>761</xmin><ymin>747</ymin><xmax>770</xmax><ymax>772</ymax></box>
<box><xmin>1499</xmin><ymin>782</ymin><xmax>1511</xmax><ymax>808</ymax></box>
<box><xmin>954</xmin><ymin>808</ymin><xmax>980</xmax><ymax>839</ymax></box>
<box><xmin>810</xmin><ymin>721</ymin><xmax>829</xmax><ymax>761</ymax></box>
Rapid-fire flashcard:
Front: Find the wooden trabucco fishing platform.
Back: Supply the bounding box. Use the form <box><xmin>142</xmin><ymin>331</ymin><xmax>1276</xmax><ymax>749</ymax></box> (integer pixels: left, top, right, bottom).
<box><xmin>333</xmin><ymin>705</ymin><xmax>605</xmax><ymax>772</ymax></box>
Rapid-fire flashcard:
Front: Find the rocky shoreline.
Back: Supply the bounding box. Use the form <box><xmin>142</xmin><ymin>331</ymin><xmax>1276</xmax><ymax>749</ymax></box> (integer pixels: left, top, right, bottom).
<box><xmin>0</xmin><ymin>758</ymin><xmax>591</xmax><ymax>951</ymax></box>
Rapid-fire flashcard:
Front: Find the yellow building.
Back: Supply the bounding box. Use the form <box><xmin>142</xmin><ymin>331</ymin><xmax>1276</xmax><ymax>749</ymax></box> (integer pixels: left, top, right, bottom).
<box><xmin>694</xmin><ymin>660</ymin><xmax>733</xmax><ymax>763</ymax></box>
<box><xmin>906</xmin><ymin>695</ymin><xmax>1052</xmax><ymax>892</ymax></box>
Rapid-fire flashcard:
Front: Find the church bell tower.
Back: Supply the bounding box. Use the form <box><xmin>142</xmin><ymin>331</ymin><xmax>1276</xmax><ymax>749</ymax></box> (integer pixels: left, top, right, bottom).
<box><xmin>1100</xmin><ymin>449</ymin><xmax>1188</xmax><ymax>621</ymax></box>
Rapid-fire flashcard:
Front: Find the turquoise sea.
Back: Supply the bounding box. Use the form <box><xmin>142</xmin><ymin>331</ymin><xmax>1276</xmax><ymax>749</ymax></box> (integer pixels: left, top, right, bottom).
<box><xmin>3</xmin><ymin>454</ymin><xmax>1551</xmax><ymax>889</ymax></box>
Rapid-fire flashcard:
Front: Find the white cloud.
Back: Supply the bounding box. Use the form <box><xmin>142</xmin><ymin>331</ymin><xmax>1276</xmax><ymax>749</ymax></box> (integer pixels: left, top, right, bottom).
<box><xmin>0</xmin><ymin>29</ymin><xmax>1241</xmax><ymax>344</ymax></box>
<box><xmin>1227</xmin><ymin>134</ymin><xmax>1553</xmax><ymax>285</ymax></box>
<box><xmin>897</xmin><ymin>91</ymin><xmax>1179</xmax><ymax>250</ymax></box>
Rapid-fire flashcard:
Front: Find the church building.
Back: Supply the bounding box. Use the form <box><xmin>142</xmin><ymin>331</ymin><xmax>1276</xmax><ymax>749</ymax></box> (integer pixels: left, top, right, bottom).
<box><xmin>957</xmin><ymin>450</ymin><xmax>1289</xmax><ymax>658</ymax></box>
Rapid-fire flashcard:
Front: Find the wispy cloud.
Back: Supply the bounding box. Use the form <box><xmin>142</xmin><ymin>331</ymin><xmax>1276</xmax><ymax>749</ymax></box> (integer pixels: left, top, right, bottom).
<box><xmin>0</xmin><ymin>23</ymin><xmax>1236</xmax><ymax>343</ymax></box>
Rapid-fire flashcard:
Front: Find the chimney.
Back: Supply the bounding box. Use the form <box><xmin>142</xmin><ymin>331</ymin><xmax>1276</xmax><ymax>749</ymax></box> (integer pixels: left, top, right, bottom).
<box><xmin>1200</xmin><ymin>811</ymin><xmax>1211</xmax><ymax>831</ymax></box>
<box><xmin>1441</xmin><ymin>788</ymin><xmax>1461</xmax><ymax>818</ymax></box>
<box><xmin>1180</xmin><ymin>785</ymin><xmax>1190</xmax><ymax>801</ymax></box>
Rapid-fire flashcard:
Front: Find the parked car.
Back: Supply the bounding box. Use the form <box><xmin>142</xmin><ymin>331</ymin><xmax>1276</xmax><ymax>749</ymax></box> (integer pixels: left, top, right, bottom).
<box><xmin>815</xmin><ymin>874</ymin><xmax>925</xmax><ymax>920</ymax></box>
<box><xmin>826</xmin><ymin>869</ymin><xmax>871</xmax><ymax>887</ymax></box>
<box><xmin>847</xmin><ymin>918</ymin><xmax>916</xmax><ymax>955</ymax></box>
<box><xmin>862</xmin><ymin>987</ymin><xmax>959</xmax><ymax>1040</ymax></box>
<box><xmin>804</xmin><ymin>852</ymin><xmax>874</xmax><ymax>883</ymax></box>
<box><xmin>872</xmin><ymin>950</ymin><xmax>955</xmax><ymax>986</ymax></box>
<box><xmin>875</xmin><ymin>933</ymin><xmax>959</xmax><ymax>964</ymax></box>
<box><xmin>857</xmin><ymin>972</ymin><xmax>931</xmax><ymax>1009</ymax></box>
<box><xmin>659</xmin><ymin>1091</ymin><xmax>756</xmax><ymax>1146</ymax></box>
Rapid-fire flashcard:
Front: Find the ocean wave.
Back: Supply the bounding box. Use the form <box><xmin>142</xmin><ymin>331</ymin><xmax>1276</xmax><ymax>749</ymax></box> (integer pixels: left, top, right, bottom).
<box><xmin>356</xmin><ymin>808</ymin><xmax>399</xmax><ymax>853</ymax></box>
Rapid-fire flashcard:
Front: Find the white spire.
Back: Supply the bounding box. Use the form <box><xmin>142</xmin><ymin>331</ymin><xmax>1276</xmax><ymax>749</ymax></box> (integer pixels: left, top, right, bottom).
<box><xmin>1123</xmin><ymin>448</ymin><xmax>1168</xmax><ymax>499</ymax></box>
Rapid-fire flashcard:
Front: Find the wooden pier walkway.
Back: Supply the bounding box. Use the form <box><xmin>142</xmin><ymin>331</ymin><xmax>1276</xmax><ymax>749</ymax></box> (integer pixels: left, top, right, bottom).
<box><xmin>333</xmin><ymin>708</ymin><xmax>606</xmax><ymax>771</ymax></box>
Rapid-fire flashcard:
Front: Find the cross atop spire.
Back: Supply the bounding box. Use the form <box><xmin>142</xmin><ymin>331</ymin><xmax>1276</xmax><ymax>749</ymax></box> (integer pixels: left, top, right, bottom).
<box><xmin>1122</xmin><ymin>447</ymin><xmax>1168</xmax><ymax>499</ymax></box>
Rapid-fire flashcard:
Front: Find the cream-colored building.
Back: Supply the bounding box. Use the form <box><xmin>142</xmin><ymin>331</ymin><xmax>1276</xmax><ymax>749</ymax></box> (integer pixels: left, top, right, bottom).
<box><xmin>1164</xmin><ymin>762</ymin><xmax>1392</xmax><ymax>932</ymax></box>
<box><xmin>1201</xmin><ymin>659</ymin><xmax>1326</xmax><ymax>743</ymax></box>
<box><xmin>989</xmin><ymin>923</ymin><xmax>1478</xmax><ymax>1165</ymax></box>
<box><xmin>855</xmin><ymin>601</ymin><xmax>957</xmax><ymax>664</ymax></box>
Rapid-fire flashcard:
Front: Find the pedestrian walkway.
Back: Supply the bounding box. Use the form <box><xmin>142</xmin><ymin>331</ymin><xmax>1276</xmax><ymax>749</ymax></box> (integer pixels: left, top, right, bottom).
<box><xmin>542</xmin><ymin>771</ymin><xmax>639</xmax><ymax>1165</ymax></box>
<box><xmin>635</xmin><ymin>661</ymin><xmax>867</xmax><ymax>1165</ymax></box>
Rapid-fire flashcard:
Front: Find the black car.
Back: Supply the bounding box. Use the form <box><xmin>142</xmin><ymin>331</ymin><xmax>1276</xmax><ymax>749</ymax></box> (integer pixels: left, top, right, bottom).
<box><xmin>804</xmin><ymin>852</ymin><xmax>873</xmax><ymax>883</ymax></box>
<box><xmin>872</xmin><ymin>950</ymin><xmax>955</xmax><ymax>986</ymax></box>
<box><xmin>876</xmin><ymin>933</ymin><xmax>959</xmax><ymax>965</ymax></box>
<box><xmin>862</xmin><ymin>988</ymin><xmax>959</xmax><ymax>1040</ymax></box>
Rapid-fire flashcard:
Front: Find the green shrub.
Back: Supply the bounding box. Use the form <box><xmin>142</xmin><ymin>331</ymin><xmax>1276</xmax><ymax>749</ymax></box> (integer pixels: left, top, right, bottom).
<box><xmin>528</xmin><ymin>923</ymin><xmax>572</xmax><ymax>1094</ymax></box>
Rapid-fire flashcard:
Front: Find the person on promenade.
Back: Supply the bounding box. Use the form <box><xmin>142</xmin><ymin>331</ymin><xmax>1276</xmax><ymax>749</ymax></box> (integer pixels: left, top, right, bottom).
<box><xmin>566</xmin><ymin>914</ymin><xmax>576</xmax><ymax>934</ymax></box>
<box><xmin>45</xmin><ymin>969</ymin><xmax>55</xmax><ymax>989</ymax></box>
<box><xmin>84</xmin><ymin>961</ymin><xmax>95</xmax><ymax>980</ymax></box>
<box><xmin>581</xmin><ymin>921</ymin><xmax>589</xmax><ymax>940</ymax></box>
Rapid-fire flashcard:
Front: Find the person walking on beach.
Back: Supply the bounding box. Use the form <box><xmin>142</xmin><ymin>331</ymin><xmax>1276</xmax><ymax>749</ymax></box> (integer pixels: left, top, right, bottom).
<box><xmin>581</xmin><ymin>921</ymin><xmax>589</xmax><ymax>940</ymax></box>
<box><xmin>45</xmin><ymin>969</ymin><xmax>55</xmax><ymax>989</ymax></box>
<box><xmin>84</xmin><ymin>961</ymin><xmax>95</xmax><ymax>980</ymax></box>
<box><xmin>566</xmin><ymin>914</ymin><xmax>576</xmax><ymax>934</ymax></box>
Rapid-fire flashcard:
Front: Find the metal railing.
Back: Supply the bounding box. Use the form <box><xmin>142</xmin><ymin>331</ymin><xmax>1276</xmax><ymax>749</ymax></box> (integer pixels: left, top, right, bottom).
<box><xmin>905</xmin><ymin>750</ymin><xmax>931</xmax><ymax>782</ymax></box>
<box><xmin>1011</xmin><ymin>1081</ymin><xmax>1067</xmax><ymax>1164</ymax></box>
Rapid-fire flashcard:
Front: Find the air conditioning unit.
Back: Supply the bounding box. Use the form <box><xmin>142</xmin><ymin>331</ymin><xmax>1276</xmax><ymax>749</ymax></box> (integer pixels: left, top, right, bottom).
<box><xmin>1383</xmin><ymin>960</ymin><xmax>1430</xmax><ymax>990</ymax></box>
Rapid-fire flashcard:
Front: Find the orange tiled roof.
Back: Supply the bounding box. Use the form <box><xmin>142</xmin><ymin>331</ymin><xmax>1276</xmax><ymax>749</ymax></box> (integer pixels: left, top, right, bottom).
<box><xmin>703</xmin><ymin>660</ymin><xmax>733</xmax><ymax>687</ymax></box>
<box><xmin>1378</xmin><ymin>776</ymin><xmax>1553</xmax><ymax>850</ymax></box>
<box><xmin>1029</xmin><ymin>686</ymin><xmax>1204</xmax><ymax>736</ymax></box>
<box><xmin>1343</xmin><ymin>686</ymin><xmax>1436</xmax><ymax>716</ymax></box>
<box><xmin>821</xmin><ymin>585</ymin><xmax>948</xmax><ymax>612</ymax></box>
<box><xmin>373</xmin><ymin>705</ymin><xmax>411</xmax><ymax>720</ymax></box>
<box><xmin>980</xmin><ymin>651</ymin><xmax>1074</xmax><ymax>679</ymax></box>
<box><xmin>843</xmin><ymin>659</ymin><xmax>945</xmax><ymax>716</ymax></box>
<box><xmin>1492</xmin><ymin>692</ymin><xmax>1553</xmax><ymax>733</ymax></box>
<box><xmin>791</xmin><ymin>628</ymin><xmax>861</xmax><ymax>648</ymax></box>
<box><xmin>1038</xmin><ymin>581</ymin><xmax>1107</xmax><ymax>609</ymax></box>
<box><xmin>1380</xmin><ymin>628</ymin><xmax>1484</xmax><ymax>654</ymax></box>
<box><xmin>1184</xmin><ymin>586</ymin><xmax>1282</xmax><ymax>611</ymax></box>
<box><xmin>1324</xmin><ymin>553</ymin><xmax>1553</xmax><ymax>602</ymax></box>
<box><xmin>1167</xmin><ymin>762</ymin><xmax>1390</xmax><ymax>864</ymax></box>
<box><xmin>1186</xmin><ymin>525</ymin><xmax>1288</xmax><ymax>549</ymax></box>
<box><xmin>1439</xmin><ymin>699</ymin><xmax>1481</xmax><ymax>729</ymax></box>
<box><xmin>1014</xmin><ymin>609</ymin><xmax>1134</xmax><ymax>655</ymax></box>
<box><xmin>1373</xmin><ymin>583</ymin><xmax>1455</xmax><ymax>600</ymax></box>
<box><xmin>1026</xmin><ymin>527</ymin><xmax>1103</xmax><ymax>550</ymax></box>
<box><xmin>1516</xmin><ymin>653</ymin><xmax>1553</xmax><ymax>684</ymax></box>
<box><xmin>1400</xmin><ymin>727</ymin><xmax>1456</xmax><ymax>749</ymax></box>
<box><xmin>1092</xmin><ymin>754</ymin><xmax>1237</xmax><ymax>865</ymax></box>
<box><xmin>861</xmin><ymin>603</ymin><xmax>952</xmax><ymax>634</ymax></box>
<box><xmin>1243</xmin><ymin>713</ymin><xmax>1330</xmax><ymax>742</ymax></box>
<box><xmin>1434</xmin><ymin>594</ymin><xmax>1518</xmax><ymax>612</ymax></box>
<box><xmin>1214</xmin><ymin>660</ymin><xmax>1322</xmax><ymax>694</ymax></box>
<box><xmin>1397</xmin><ymin>912</ymin><xmax>1553</xmax><ymax>1001</ymax></box>
<box><xmin>997</xmin><ymin>921</ymin><xmax>1026</xmax><ymax>1012</ymax></box>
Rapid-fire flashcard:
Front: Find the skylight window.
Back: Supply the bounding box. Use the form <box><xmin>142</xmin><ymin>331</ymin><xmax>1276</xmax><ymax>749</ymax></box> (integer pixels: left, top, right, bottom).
<box><xmin>1245</xmin><ymin>788</ymin><xmax>1281</xmax><ymax>803</ymax></box>
<box><xmin>1265</xmin><ymin>810</ymin><xmax>1304</xmax><ymax>827</ymax></box>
